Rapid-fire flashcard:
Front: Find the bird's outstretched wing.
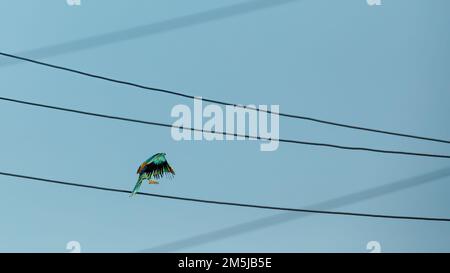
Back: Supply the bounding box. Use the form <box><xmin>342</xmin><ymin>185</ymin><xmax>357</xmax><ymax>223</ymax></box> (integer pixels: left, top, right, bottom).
<box><xmin>139</xmin><ymin>161</ymin><xmax>175</xmax><ymax>179</ymax></box>
<box><xmin>137</xmin><ymin>162</ymin><xmax>147</xmax><ymax>174</ymax></box>
<box><xmin>136</xmin><ymin>153</ymin><xmax>160</xmax><ymax>174</ymax></box>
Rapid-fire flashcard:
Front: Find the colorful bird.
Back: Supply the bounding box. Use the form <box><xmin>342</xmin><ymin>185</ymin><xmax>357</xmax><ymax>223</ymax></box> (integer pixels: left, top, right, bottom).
<box><xmin>130</xmin><ymin>153</ymin><xmax>175</xmax><ymax>197</ymax></box>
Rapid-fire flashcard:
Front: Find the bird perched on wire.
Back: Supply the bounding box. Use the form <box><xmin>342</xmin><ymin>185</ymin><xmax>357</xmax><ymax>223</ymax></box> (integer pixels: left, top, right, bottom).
<box><xmin>130</xmin><ymin>153</ymin><xmax>175</xmax><ymax>197</ymax></box>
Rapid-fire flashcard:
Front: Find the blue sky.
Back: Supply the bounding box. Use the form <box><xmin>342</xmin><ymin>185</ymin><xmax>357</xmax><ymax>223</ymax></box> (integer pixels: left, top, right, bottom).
<box><xmin>0</xmin><ymin>0</ymin><xmax>449</xmax><ymax>252</ymax></box>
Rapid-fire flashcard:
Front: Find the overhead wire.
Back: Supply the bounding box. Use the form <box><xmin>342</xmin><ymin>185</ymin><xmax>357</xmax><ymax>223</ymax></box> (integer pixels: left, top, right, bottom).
<box><xmin>1</xmin><ymin>51</ymin><xmax>449</xmax><ymax>144</ymax></box>
<box><xmin>1</xmin><ymin>171</ymin><xmax>450</xmax><ymax>222</ymax></box>
<box><xmin>1</xmin><ymin>96</ymin><xmax>450</xmax><ymax>159</ymax></box>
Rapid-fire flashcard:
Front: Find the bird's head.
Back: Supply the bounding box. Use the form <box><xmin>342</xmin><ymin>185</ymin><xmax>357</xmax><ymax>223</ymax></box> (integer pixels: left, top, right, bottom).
<box><xmin>155</xmin><ymin>152</ymin><xmax>167</xmax><ymax>159</ymax></box>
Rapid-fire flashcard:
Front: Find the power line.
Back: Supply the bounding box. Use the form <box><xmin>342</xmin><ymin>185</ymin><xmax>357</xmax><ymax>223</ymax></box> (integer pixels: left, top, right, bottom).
<box><xmin>1</xmin><ymin>96</ymin><xmax>450</xmax><ymax>159</ymax></box>
<box><xmin>1</xmin><ymin>171</ymin><xmax>450</xmax><ymax>222</ymax></box>
<box><xmin>143</xmin><ymin>166</ymin><xmax>450</xmax><ymax>252</ymax></box>
<box><xmin>1</xmin><ymin>51</ymin><xmax>449</xmax><ymax>145</ymax></box>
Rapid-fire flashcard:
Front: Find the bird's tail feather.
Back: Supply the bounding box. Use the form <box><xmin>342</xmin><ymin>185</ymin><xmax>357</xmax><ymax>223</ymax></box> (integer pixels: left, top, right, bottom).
<box><xmin>130</xmin><ymin>175</ymin><xmax>145</xmax><ymax>197</ymax></box>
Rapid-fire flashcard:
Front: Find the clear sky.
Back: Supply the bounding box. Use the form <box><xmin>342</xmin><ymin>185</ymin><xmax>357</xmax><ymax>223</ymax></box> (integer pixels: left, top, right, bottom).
<box><xmin>0</xmin><ymin>0</ymin><xmax>449</xmax><ymax>252</ymax></box>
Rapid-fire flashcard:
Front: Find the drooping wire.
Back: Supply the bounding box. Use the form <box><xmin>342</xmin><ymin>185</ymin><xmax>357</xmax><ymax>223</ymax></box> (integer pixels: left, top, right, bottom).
<box><xmin>1</xmin><ymin>171</ymin><xmax>450</xmax><ymax>222</ymax></box>
<box><xmin>0</xmin><ymin>96</ymin><xmax>449</xmax><ymax>159</ymax></box>
<box><xmin>1</xmin><ymin>51</ymin><xmax>449</xmax><ymax>144</ymax></box>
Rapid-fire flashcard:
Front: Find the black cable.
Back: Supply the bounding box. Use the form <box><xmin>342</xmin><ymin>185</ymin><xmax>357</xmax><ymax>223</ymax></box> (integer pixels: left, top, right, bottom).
<box><xmin>1</xmin><ymin>96</ymin><xmax>450</xmax><ymax>159</ymax></box>
<box><xmin>1</xmin><ymin>51</ymin><xmax>449</xmax><ymax>144</ymax></box>
<box><xmin>1</xmin><ymin>171</ymin><xmax>449</xmax><ymax>222</ymax></box>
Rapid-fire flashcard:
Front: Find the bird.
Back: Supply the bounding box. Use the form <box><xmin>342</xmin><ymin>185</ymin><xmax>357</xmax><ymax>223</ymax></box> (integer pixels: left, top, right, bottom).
<box><xmin>130</xmin><ymin>153</ymin><xmax>175</xmax><ymax>197</ymax></box>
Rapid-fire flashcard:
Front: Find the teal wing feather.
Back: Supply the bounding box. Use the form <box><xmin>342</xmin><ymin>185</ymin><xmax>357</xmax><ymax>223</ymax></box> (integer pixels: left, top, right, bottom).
<box><xmin>142</xmin><ymin>153</ymin><xmax>175</xmax><ymax>179</ymax></box>
<box><xmin>148</xmin><ymin>153</ymin><xmax>168</xmax><ymax>164</ymax></box>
